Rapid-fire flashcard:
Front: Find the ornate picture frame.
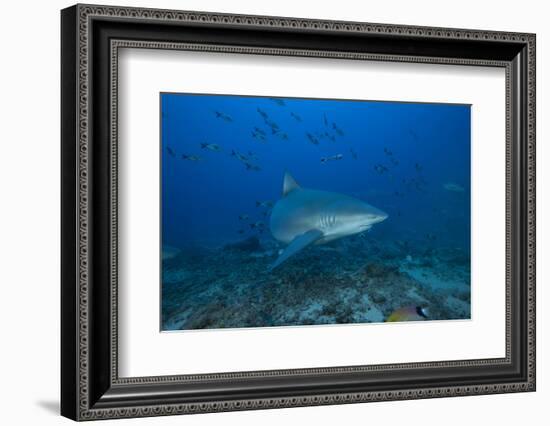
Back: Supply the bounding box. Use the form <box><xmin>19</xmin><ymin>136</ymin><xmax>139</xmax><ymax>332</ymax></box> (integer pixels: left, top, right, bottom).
<box><xmin>61</xmin><ymin>4</ymin><xmax>535</xmax><ymax>421</ymax></box>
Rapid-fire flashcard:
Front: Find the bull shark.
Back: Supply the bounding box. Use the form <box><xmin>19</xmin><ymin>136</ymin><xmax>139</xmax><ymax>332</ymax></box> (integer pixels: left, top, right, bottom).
<box><xmin>269</xmin><ymin>172</ymin><xmax>388</xmax><ymax>270</ymax></box>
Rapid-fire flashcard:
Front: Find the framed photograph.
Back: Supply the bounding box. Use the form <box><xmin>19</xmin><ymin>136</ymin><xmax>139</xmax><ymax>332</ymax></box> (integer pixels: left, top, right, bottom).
<box><xmin>61</xmin><ymin>4</ymin><xmax>536</xmax><ymax>421</ymax></box>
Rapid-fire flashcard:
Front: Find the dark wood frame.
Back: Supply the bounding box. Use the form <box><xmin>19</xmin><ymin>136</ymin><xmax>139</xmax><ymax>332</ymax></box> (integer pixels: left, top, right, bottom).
<box><xmin>61</xmin><ymin>4</ymin><xmax>536</xmax><ymax>421</ymax></box>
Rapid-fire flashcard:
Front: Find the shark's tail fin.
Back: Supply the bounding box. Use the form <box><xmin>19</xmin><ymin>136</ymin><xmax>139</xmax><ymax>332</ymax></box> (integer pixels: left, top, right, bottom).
<box><xmin>200</xmin><ymin>143</ymin><xmax>207</xmax><ymax>149</ymax></box>
<box><xmin>182</xmin><ymin>154</ymin><xmax>189</xmax><ymax>160</ymax></box>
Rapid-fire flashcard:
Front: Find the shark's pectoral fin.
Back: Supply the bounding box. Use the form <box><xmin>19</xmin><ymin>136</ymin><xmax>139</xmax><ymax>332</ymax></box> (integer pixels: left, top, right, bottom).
<box><xmin>269</xmin><ymin>229</ymin><xmax>324</xmax><ymax>271</ymax></box>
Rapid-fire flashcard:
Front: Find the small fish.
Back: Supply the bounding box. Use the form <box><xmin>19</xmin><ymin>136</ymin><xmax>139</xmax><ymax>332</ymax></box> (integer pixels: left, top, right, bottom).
<box><xmin>251</xmin><ymin>131</ymin><xmax>267</xmax><ymax>142</ymax></box>
<box><xmin>386</xmin><ymin>306</ymin><xmax>429</xmax><ymax>322</ymax></box>
<box><xmin>350</xmin><ymin>148</ymin><xmax>358</xmax><ymax>160</ymax></box>
<box><xmin>426</xmin><ymin>233</ymin><xmax>437</xmax><ymax>240</ymax></box>
<box><xmin>249</xmin><ymin>221</ymin><xmax>265</xmax><ymax>229</ymax></box>
<box><xmin>384</xmin><ymin>147</ymin><xmax>393</xmax><ymax>156</ymax></box>
<box><xmin>374</xmin><ymin>164</ymin><xmax>388</xmax><ymax>174</ymax></box>
<box><xmin>265</xmin><ymin>119</ymin><xmax>280</xmax><ymax>132</ymax></box>
<box><xmin>328</xmin><ymin>134</ymin><xmax>336</xmax><ymax>143</ymax></box>
<box><xmin>245</xmin><ymin>162</ymin><xmax>261</xmax><ymax>172</ymax></box>
<box><xmin>409</xmin><ymin>129</ymin><xmax>419</xmax><ymax>141</ymax></box>
<box><xmin>278</xmin><ymin>132</ymin><xmax>289</xmax><ymax>140</ymax></box>
<box><xmin>323</xmin><ymin>113</ymin><xmax>328</xmax><ymax>127</ymax></box>
<box><xmin>306</xmin><ymin>132</ymin><xmax>319</xmax><ymax>145</ymax></box>
<box><xmin>166</xmin><ymin>146</ymin><xmax>176</xmax><ymax>157</ymax></box>
<box><xmin>214</xmin><ymin>110</ymin><xmax>233</xmax><ymax>122</ymax></box>
<box><xmin>332</xmin><ymin>122</ymin><xmax>344</xmax><ymax>136</ymax></box>
<box><xmin>181</xmin><ymin>154</ymin><xmax>201</xmax><ymax>161</ymax></box>
<box><xmin>320</xmin><ymin>154</ymin><xmax>344</xmax><ymax>163</ymax></box>
<box><xmin>390</xmin><ymin>157</ymin><xmax>399</xmax><ymax>166</ymax></box>
<box><xmin>269</xmin><ymin>97</ymin><xmax>286</xmax><ymax>106</ymax></box>
<box><xmin>405</xmin><ymin>177</ymin><xmax>426</xmax><ymax>192</ymax></box>
<box><xmin>256</xmin><ymin>200</ymin><xmax>274</xmax><ymax>208</ymax></box>
<box><xmin>200</xmin><ymin>142</ymin><xmax>222</xmax><ymax>152</ymax></box>
<box><xmin>415</xmin><ymin>163</ymin><xmax>423</xmax><ymax>172</ymax></box>
<box><xmin>238</xmin><ymin>229</ymin><xmax>245</xmax><ymax>234</ymax></box>
<box><xmin>238</xmin><ymin>214</ymin><xmax>250</xmax><ymax>221</ymax></box>
<box><xmin>162</xmin><ymin>245</ymin><xmax>180</xmax><ymax>261</ymax></box>
<box><xmin>249</xmin><ymin>250</ymin><xmax>275</xmax><ymax>259</ymax></box>
<box><xmin>443</xmin><ymin>182</ymin><xmax>465</xmax><ymax>192</ymax></box>
<box><xmin>257</xmin><ymin>108</ymin><xmax>269</xmax><ymax>120</ymax></box>
<box><xmin>231</xmin><ymin>150</ymin><xmax>249</xmax><ymax>163</ymax></box>
<box><xmin>247</xmin><ymin>151</ymin><xmax>258</xmax><ymax>161</ymax></box>
<box><xmin>290</xmin><ymin>112</ymin><xmax>302</xmax><ymax>122</ymax></box>
<box><xmin>254</xmin><ymin>127</ymin><xmax>267</xmax><ymax>136</ymax></box>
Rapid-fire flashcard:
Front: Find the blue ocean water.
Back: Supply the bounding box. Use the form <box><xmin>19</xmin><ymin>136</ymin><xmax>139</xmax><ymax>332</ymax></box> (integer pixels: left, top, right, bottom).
<box><xmin>160</xmin><ymin>93</ymin><xmax>471</xmax><ymax>330</ymax></box>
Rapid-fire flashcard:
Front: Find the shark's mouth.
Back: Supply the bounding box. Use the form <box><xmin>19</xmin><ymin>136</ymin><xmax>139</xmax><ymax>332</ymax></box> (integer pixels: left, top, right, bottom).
<box><xmin>363</xmin><ymin>214</ymin><xmax>388</xmax><ymax>226</ymax></box>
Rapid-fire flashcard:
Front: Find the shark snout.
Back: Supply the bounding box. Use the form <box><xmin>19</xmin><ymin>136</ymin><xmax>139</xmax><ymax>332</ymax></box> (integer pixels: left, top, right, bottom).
<box><xmin>377</xmin><ymin>212</ymin><xmax>389</xmax><ymax>223</ymax></box>
<box><xmin>369</xmin><ymin>205</ymin><xmax>388</xmax><ymax>221</ymax></box>
<box><xmin>357</xmin><ymin>212</ymin><xmax>387</xmax><ymax>231</ymax></box>
<box><xmin>354</xmin><ymin>205</ymin><xmax>388</xmax><ymax>229</ymax></box>
<box><xmin>365</xmin><ymin>211</ymin><xmax>388</xmax><ymax>226</ymax></box>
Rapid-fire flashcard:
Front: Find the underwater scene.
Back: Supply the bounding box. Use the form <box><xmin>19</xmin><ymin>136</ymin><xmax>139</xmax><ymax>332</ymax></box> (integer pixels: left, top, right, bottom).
<box><xmin>161</xmin><ymin>93</ymin><xmax>471</xmax><ymax>331</ymax></box>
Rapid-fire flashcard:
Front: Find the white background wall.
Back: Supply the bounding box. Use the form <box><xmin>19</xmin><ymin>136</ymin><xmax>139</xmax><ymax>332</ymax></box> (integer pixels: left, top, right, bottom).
<box><xmin>0</xmin><ymin>0</ymin><xmax>546</xmax><ymax>424</ymax></box>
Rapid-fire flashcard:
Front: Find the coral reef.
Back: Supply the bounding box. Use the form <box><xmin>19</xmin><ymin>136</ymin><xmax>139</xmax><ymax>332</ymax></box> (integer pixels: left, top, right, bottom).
<box><xmin>222</xmin><ymin>236</ymin><xmax>262</xmax><ymax>253</ymax></box>
<box><xmin>162</xmin><ymin>235</ymin><xmax>471</xmax><ymax>330</ymax></box>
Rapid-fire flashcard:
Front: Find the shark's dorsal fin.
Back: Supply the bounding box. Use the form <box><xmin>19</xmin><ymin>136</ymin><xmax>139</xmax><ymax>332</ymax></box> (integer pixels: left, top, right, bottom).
<box><xmin>283</xmin><ymin>172</ymin><xmax>300</xmax><ymax>197</ymax></box>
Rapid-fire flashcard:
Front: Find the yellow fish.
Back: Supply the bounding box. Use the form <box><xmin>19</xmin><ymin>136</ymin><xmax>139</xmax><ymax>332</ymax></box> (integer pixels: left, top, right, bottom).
<box><xmin>386</xmin><ymin>306</ymin><xmax>429</xmax><ymax>322</ymax></box>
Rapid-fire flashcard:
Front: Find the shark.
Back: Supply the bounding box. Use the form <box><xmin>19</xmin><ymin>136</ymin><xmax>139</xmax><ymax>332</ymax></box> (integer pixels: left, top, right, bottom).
<box><xmin>268</xmin><ymin>172</ymin><xmax>388</xmax><ymax>270</ymax></box>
